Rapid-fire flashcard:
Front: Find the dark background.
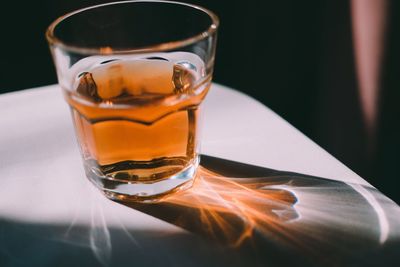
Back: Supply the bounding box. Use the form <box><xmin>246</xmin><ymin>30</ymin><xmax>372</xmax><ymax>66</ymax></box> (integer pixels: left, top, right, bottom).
<box><xmin>0</xmin><ymin>0</ymin><xmax>399</xmax><ymax>203</ymax></box>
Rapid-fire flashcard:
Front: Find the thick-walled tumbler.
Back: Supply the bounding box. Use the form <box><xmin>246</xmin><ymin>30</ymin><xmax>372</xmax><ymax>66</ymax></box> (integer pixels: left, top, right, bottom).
<box><xmin>46</xmin><ymin>0</ymin><xmax>219</xmax><ymax>202</ymax></box>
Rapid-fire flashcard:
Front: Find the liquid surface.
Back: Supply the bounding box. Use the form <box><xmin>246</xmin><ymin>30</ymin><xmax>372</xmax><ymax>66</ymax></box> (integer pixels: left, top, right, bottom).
<box><xmin>65</xmin><ymin>56</ymin><xmax>210</xmax><ymax>184</ymax></box>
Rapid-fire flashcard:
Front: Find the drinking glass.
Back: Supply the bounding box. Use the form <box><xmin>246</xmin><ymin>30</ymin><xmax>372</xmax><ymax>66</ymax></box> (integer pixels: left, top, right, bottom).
<box><xmin>46</xmin><ymin>0</ymin><xmax>219</xmax><ymax>202</ymax></box>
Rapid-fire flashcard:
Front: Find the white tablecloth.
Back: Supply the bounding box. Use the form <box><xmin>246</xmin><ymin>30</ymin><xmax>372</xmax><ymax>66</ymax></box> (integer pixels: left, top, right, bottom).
<box><xmin>0</xmin><ymin>84</ymin><xmax>399</xmax><ymax>267</ymax></box>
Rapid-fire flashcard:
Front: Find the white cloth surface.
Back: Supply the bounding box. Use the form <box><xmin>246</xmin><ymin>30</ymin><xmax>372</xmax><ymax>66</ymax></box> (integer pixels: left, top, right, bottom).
<box><xmin>1</xmin><ymin>84</ymin><xmax>398</xmax><ymax>267</ymax></box>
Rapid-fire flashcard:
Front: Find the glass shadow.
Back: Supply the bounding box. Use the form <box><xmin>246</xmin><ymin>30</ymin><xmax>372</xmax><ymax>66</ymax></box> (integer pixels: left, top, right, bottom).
<box><xmin>123</xmin><ymin>155</ymin><xmax>400</xmax><ymax>267</ymax></box>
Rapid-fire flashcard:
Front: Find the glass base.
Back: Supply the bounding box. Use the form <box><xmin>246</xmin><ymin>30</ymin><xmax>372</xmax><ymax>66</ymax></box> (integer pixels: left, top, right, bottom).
<box><xmin>86</xmin><ymin>156</ymin><xmax>199</xmax><ymax>203</ymax></box>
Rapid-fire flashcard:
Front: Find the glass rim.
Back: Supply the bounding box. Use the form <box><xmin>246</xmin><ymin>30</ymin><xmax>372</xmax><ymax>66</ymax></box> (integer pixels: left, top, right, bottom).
<box><xmin>46</xmin><ymin>0</ymin><xmax>219</xmax><ymax>55</ymax></box>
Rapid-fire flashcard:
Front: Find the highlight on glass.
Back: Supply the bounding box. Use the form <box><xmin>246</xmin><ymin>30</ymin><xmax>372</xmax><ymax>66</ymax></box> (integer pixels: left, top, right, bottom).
<box><xmin>46</xmin><ymin>0</ymin><xmax>219</xmax><ymax>202</ymax></box>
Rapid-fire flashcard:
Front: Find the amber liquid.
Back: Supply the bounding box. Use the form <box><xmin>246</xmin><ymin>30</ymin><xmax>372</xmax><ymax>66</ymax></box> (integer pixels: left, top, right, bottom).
<box><xmin>65</xmin><ymin>58</ymin><xmax>210</xmax><ymax>193</ymax></box>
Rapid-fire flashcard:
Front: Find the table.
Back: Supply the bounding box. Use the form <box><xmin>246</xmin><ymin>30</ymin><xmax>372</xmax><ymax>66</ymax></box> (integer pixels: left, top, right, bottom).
<box><xmin>0</xmin><ymin>84</ymin><xmax>399</xmax><ymax>266</ymax></box>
